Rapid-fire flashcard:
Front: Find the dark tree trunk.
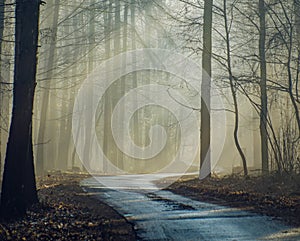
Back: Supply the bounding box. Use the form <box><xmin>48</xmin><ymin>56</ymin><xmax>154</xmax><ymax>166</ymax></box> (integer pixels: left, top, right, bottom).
<box><xmin>0</xmin><ymin>0</ymin><xmax>4</xmax><ymax>65</ymax></box>
<box><xmin>291</xmin><ymin>0</ymin><xmax>300</xmax><ymax>130</ymax></box>
<box><xmin>0</xmin><ymin>0</ymin><xmax>40</xmax><ymax>219</ymax></box>
<box><xmin>259</xmin><ymin>0</ymin><xmax>269</xmax><ymax>175</ymax></box>
<box><xmin>295</xmin><ymin>0</ymin><xmax>300</xmax><ymax>101</ymax></box>
<box><xmin>200</xmin><ymin>0</ymin><xmax>213</xmax><ymax>179</ymax></box>
<box><xmin>0</xmin><ymin>0</ymin><xmax>5</xmax><ymax>177</ymax></box>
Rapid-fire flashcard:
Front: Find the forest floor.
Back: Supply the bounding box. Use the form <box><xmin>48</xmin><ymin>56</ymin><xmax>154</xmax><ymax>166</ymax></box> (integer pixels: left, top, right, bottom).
<box><xmin>0</xmin><ymin>172</ymin><xmax>136</xmax><ymax>241</ymax></box>
<box><xmin>0</xmin><ymin>172</ymin><xmax>298</xmax><ymax>240</ymax></box>
<box><xmin>165</xmin><ymin>173</ymin><xmax>300</xmax><ymax>227</ymax></box>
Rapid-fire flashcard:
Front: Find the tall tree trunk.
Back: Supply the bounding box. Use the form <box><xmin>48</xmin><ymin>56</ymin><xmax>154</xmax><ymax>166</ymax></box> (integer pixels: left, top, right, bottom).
<box><xmin>70</xmin><ymin>8</ymin><xmax>82</xmax><ymax>169</ymax></box>
<box><xmin>0</xmin><ymin>0</ymin><xmax>5</xmax><ymax>178</ymax></box>
<box><xmin>130</xmin><ymin>0</ymin><xmax>140</xmax><ymax>172</ymax></box>
<box><xmin>0</xmin><ymin>0</ymin><xmax>4</xmax><ymax>71</ymax></box>
<box><xmin>81</xmin><ymin>0</ymin><xmax>96</xmax><ymax>171</ymax></box>
<box><xmin>142</xmin><ymin>1</ymin><xmax>152</xmax><ymax>167</ymax></box>
<box><xmin>113</xmin><ymin>0</ymin><xmax>122</xmax><ymax>168</ymax></box>
<box><xmin>57</xmin><ymin>14</ymin><xmax>72</xmax><ymax>171</ymax></box>
<box><xmin>200</xmin><ymin>0</ymin><xmax>213</xmax><ymax>179</ymax></box>
<box><xmin>259</xmin><ymin>0</ymin><xmax>269</xmax><ymax>174</ymax></box>
<box><xmin>290</xmin><ymin>0</ymin><xmax>300</xmax><ymax>131</ymax></box>
<box><xmin>103</xmin><ymin>0</ymin><xmax>112</xmax><ymax>173</ymax></box>
<box><xmin>295</xmin><ymin>0</ymin><xmax>300</xmax><ymax>102</ymax></box>
<box><xmin>36</xmin><ymin>0</ymin><xmax>59</xmax><ymax>175</ymax></box>
<box><xmin>223</xmin><ymin>0</ymin><xmax>248</xmax><ymax>176</ymax></box>
<box><xmin>0</xmin><ymin>0</ymin><xmax>40</xmax><ymax>219</ymax></box>
<box><xmin>286</xmin><ymin>25</ymin><xmax>300</xmax><ymax>137</ymax></box>
<box><xmin>119</xmin><ymin>2</ymin><xmax>128</xmax><ymax>171</ymax></box>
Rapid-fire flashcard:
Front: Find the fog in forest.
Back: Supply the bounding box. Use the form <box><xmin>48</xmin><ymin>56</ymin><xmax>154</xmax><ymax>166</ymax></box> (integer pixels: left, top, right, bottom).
<box><xmin>0</xmin><ymin>0</ymin><xmax>299</xmax><ymax>178</ymax></box>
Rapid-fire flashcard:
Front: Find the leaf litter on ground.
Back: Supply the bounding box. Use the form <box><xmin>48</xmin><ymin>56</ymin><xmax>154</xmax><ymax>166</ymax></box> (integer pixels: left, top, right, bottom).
<box><xmin>166</xmin><ymin>173</ymin><xmax>300</xmax><ymax>227</ymax></box>
<box><xmin>0</xmin><ymin>172</ymin><xmax>136</xmax><ymax>241</ymax></box>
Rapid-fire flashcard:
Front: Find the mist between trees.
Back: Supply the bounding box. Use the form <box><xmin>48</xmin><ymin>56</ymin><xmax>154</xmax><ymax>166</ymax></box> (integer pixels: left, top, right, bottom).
<box><xmin>0</xmin><ymin>0</ymin><xmax>299</xmax><ymax>183</ymax></box>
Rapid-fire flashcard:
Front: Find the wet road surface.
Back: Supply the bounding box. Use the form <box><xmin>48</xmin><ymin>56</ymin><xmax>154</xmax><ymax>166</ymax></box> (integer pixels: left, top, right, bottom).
<box><xmin>81</xmin><ymin>174</ymin><xmax>300</xmax><ymax>240</ymax></box>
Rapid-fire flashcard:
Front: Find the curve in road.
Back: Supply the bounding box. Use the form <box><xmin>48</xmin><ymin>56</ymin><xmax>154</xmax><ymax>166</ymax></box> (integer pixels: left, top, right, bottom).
<box><xmin>81</xmin><ymin>174</ymin><xmax>300</xmax><ymax>241</ymax></box>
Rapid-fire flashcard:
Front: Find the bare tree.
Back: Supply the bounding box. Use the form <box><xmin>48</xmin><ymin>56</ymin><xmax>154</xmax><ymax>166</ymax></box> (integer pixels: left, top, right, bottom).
<box><xmin>223</xmin><ymin>0</ymin><xmax>248</xmax><ymax>176</ymax></box>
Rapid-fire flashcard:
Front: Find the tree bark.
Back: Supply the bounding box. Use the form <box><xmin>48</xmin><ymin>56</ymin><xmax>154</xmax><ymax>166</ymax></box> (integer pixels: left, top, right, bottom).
<box><xmin>0</xmin><ymin>0</ymin><xmax>5</xmax><ymax>177</ymax></box>
<box><xmin>259</xmin><ymin>0</ymin><xmax>269</xmax><ymax>175</ymax></box>
<box><xmin>295</xmin><ymin>0</ymin><xmax>300</xmax><ymax>102</ymax></box>
<box><xmin>0</xmin><ymin>0</ymin><xmax>4</xmax><ymax>68</ymax></box>
<box><xmin>200</xmin><ymin>0</ymin><xmax>213</xmax><ymax>178</ymax></box>
<box><xmin>0</xmin><ymin>0</ymin><xmax>40</xmax><ymax>219</ymax></box>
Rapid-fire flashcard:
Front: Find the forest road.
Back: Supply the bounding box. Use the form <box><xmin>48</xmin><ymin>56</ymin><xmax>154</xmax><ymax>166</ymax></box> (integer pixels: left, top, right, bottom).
<box><xmin>81</xmin><ymin>174</ymin><xmax>300</xmax><ymax>241</ymax></box>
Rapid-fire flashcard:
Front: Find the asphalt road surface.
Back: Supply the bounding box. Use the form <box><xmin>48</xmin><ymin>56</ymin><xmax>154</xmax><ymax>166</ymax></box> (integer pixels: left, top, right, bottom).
<box><xmin>81</xmin><ymin>174</ymin><xmax>300</xmax><ymax>241</ymax></box>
